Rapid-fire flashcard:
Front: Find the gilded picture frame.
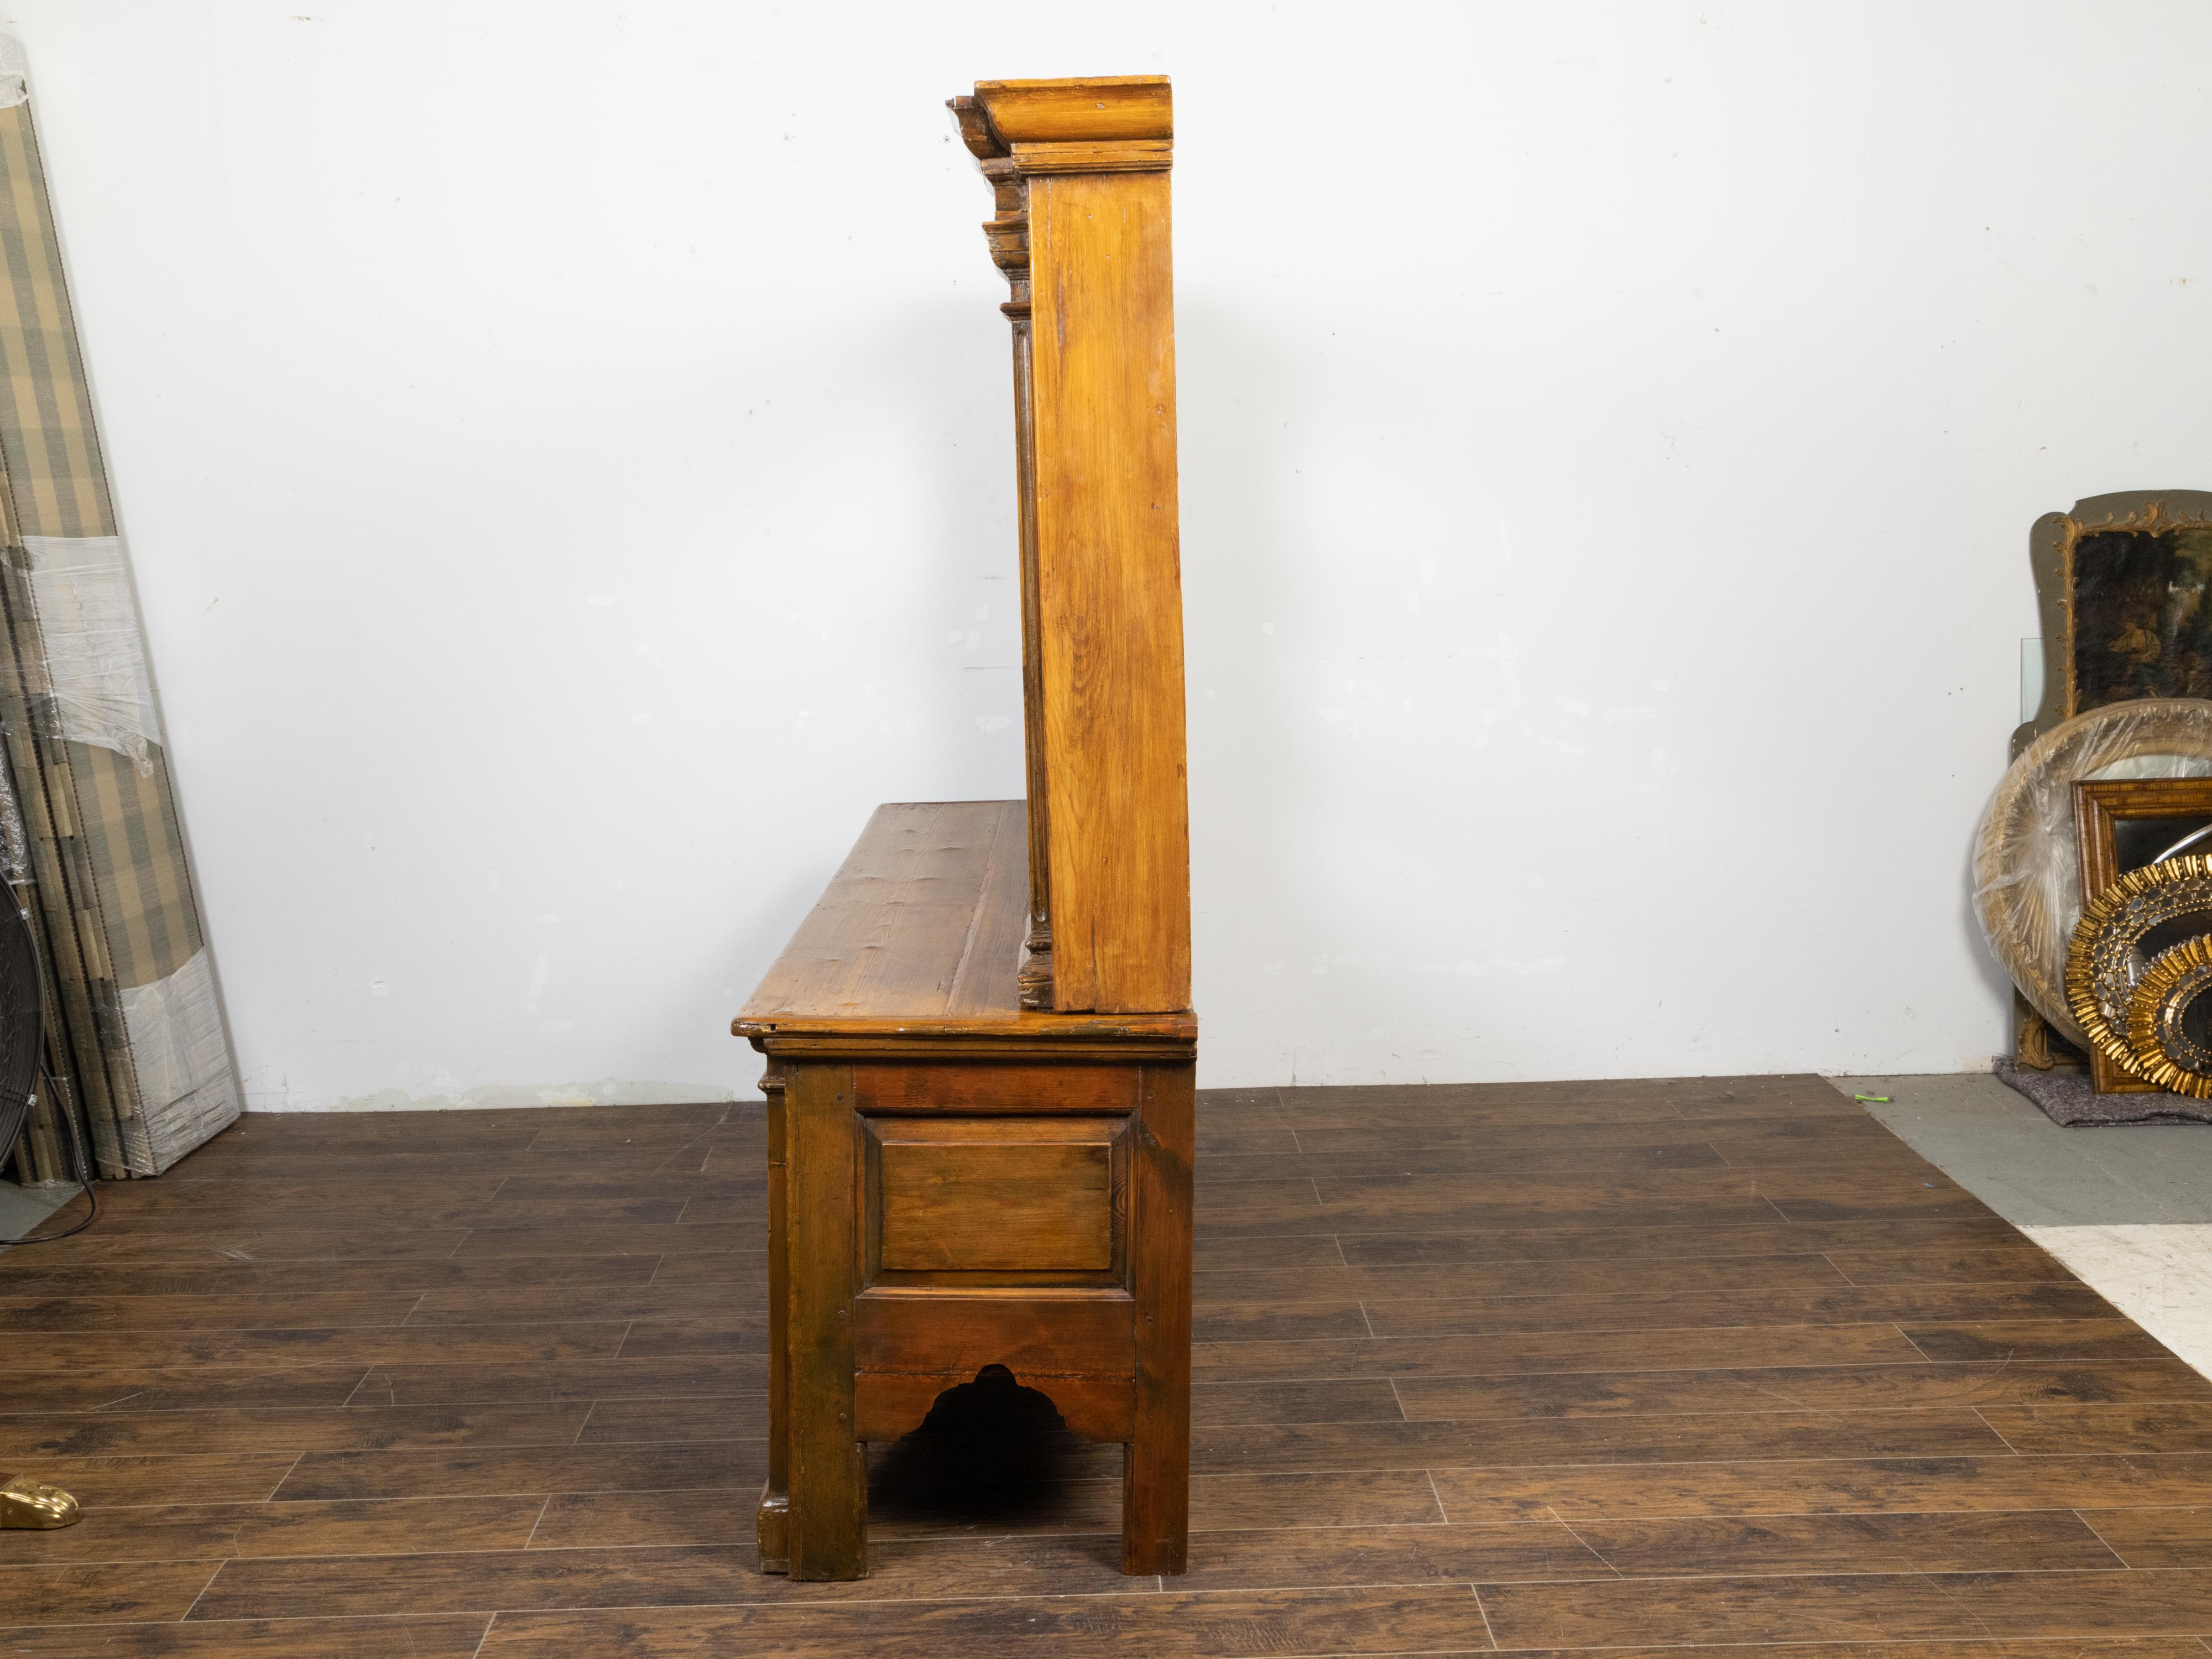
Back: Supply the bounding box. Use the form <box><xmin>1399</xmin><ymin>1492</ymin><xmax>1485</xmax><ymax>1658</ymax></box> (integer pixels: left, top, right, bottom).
<box><xmin>2016</xmin><ymin>489</ymin><xmax>2212</xmax><ymax>758</ymax></box>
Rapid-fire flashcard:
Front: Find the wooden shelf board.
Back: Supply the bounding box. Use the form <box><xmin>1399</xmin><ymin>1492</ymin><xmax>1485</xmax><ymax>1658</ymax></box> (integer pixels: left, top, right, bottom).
<box><xmin>733</xmin><ymin>800</ymin><xmax>1193</xmax><ymax>1045</ymax></box>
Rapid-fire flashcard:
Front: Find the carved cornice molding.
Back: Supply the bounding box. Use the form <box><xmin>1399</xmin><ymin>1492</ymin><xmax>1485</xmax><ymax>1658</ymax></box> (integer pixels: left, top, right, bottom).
<box><xmin>1009</xmin><ymin>140</ymin><xmax>1171</xmax><ymax>176</ymax></box>
<box><xmin>971</xmin><ymin>76</ymin><xmax>1172</xmax><ymax>146</ymax></box>
<box><xmin>948</xmin><ymin>77</ymin><xmax>1173</xmax><ymax>303</ymax></box>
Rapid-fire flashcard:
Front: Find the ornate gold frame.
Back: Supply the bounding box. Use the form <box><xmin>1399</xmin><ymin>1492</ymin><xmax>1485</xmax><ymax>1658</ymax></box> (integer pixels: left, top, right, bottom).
<box><xmin>2127</xmin><ymin>933</ymin><xmax>2212</xmax><ymax>1099</ymax></box>
<box><xmin>2072</xmin><ymin>776</ymin><xmax>2212</xmax><ymax>1092</ymax></box>
<box><xmin>2065</xmin><ymin>854</ymin><xmax>2212</xmax><ymax>1086</ymax></box>
<box><xmin>2016</xmin><ymin>489</ymin><xmax>2212</xmax><ymax>757</ymax></box>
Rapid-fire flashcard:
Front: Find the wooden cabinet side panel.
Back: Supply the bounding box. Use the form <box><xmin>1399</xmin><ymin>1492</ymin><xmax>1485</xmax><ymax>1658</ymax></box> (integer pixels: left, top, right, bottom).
<box><xmin>1027</xmin><ymin>168</ymin><xmax>1191</xmax><ymax>1014</ymax></box>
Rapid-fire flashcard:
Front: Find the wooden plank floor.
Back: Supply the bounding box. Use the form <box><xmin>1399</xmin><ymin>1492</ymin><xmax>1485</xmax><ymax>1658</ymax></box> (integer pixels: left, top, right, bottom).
<box><xmin>6</xmin><ymin>1073</ymin><xmax>2212</xmax><ymax>1654</ymax></box>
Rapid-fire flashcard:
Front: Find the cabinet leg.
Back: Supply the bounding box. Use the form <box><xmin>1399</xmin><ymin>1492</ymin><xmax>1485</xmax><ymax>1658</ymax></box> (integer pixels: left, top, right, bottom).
<box><xmin>787</xmin><ymin>1377</ymin><xmax>865</xmax><ymax>1580</ymax></box>
<box><xmin>784</xmin><ymin>1061</ymin><xmax>868</xmax><ymax>1581</ymax></box>
<box><xmin>1124</xmin><ymin>1060</ymin><xmax>1193</xmax><ymax>1575</ymax></box>
<box><xmin>757</xmin><ymin>1057</ymin><xmax>790</xmax><ymax>1573</ymax></box>
<box><xmin>756</xmin><ymin>1482</ymin><xmax>790</xmax><ymax>1573</ymax></box>
<box><xmin>1121</xmin><ymin>1410</ymin><xmax>1188</xmax><ymax>1574</ymax></box>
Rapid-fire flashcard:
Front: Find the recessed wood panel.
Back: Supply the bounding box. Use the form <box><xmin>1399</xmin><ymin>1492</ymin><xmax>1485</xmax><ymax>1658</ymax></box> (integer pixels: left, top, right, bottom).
<box><xmin>867</xmin><ymin>1117</ymin><xmax>1121</xmax><ymax>1274</ymax></box>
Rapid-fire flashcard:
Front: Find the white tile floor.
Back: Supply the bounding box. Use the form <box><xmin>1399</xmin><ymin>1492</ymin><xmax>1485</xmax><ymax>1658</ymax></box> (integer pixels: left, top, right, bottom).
<box><xmin>0</xmin><ymin>1175</ymin><xmax>73</xmax><ymax>1241</ymax></box>
<box><xmin>1842</xmin><ymin>1071</ymin><xmax>2212</xmax><ymax>1379</ymax></box>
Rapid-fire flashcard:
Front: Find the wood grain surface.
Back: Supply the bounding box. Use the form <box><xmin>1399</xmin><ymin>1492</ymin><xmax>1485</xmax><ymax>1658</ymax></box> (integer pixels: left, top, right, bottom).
<box><xmin>732</xmin><ymin>801</ymin><xmax>1193</xmax><ymax>1044</ymax></box>
<box><xmin>735</xmin><ymin>801</ymin><xmax>1030</xmax><ymax>1027</ymax></box>
<box><xmin>869</xmin><ymin>1115</ymin><xmax>1120</xmax><ymax>1274</ymax></box>
<box><xmin>1022</xmin><ymin>156</ymin><xmax>1191</xmax><ymax>1015</ymax></box>
<box><xmin>8</xmin><ymin>1076</ymin><xmax>2212</xmax><ymax>1652</ymax></box>
<box><xmin>956</xmin><ymin>72</ymin><xmax>1191</xmax><ymax>1018</ymax></box>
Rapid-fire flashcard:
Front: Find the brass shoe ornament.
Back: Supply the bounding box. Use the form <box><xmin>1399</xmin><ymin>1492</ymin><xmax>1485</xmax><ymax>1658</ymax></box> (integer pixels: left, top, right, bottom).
<box><xmin>1</xmin><ymin>1473</ymin><xmax>81</xmax><ymax>1528</ymax></box>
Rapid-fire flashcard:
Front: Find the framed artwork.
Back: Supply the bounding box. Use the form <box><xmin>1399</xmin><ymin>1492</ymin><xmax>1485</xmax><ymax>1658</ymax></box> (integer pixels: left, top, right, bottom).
<box><xmin>2007</xmin><ymin>491</ymin><xmax>2212</xmax><ymax>1072</ymax></box>
<box><xmin>2017</xmin><ymin>491</ymin><xmax>2212</xmax><ymax>758</ymax></box>
<box><xmin>2074</xmin><ymin>776</ymin><xmax>2212</xmax><ymax>1093</ymax></box>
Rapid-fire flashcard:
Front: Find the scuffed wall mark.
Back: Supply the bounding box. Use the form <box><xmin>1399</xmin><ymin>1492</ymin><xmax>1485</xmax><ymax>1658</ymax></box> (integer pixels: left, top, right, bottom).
<box><xmin>525</xmin><ymin>947</ymin><xmax>571</xmax><ymax>1035</ymax></box>
<box><xmin>1409</xmin><ymin>557</ymin><xmax>1438</xmax><ymax>612</ymax></box>
<box><xmin>300</xmin><ymin>1079</ymin><xmax>740</xmax><ymax>1114</ymax></box>
<box><xmin>1453</xmin><ymin>956</ymin><xmax>1567</xmax><ymax>977</ymax></box>
<box><xmin>1459</xmin><ymin>633</ymin><xmax>1524</xmax><ymax>706</ymax></box>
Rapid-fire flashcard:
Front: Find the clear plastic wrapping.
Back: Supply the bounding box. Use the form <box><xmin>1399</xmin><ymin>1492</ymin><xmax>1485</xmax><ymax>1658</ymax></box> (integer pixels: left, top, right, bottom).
<box><xmin>0</xmin><ymin>34</ymin><xmax>27</xmax><ymax>111</ymax></box>
<box><xmin>1973</xmin><ymin>697</ymin><xmax>2212</xmax><ymax>1046</ymax></box>
<box><xmin>116</xmin><ymin>948</ymin><xmax>239</xmax><ymax>1175</ymax></box>
<box><xmin>20</xmin><ymin>536</ymin><xmax>163</xmax><ymax>774</ymax></box>
<box><xmin>0</xmin><ymin>732</ymin><xmax>28</xmax><ymax>886</ymax></box>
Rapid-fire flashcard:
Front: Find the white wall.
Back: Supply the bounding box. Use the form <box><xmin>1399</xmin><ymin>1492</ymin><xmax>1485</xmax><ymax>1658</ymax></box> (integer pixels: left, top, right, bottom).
<box><xmin>4</xmin><ymin>0</ymin><xmax>2206</xmax><ymax>1105</ymax></box>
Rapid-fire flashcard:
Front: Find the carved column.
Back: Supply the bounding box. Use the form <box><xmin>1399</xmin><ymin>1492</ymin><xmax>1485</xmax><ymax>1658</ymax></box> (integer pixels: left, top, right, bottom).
<box><xmin>953</xmin><ymin>99</ymin><xmax>1056</xmax><ymax>1009</ymax></box>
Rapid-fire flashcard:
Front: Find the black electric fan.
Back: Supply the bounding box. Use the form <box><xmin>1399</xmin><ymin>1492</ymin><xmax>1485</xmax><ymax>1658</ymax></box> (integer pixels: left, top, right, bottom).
<box><xmin>0</xmin><ymin>885</ymin><xmax>93</xmax><ymax>1246</ymax></box>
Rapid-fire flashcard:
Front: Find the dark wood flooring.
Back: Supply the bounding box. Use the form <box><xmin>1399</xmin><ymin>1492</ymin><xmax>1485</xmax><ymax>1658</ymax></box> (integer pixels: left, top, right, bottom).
<box><xmin>5</xmin><ymin>1073</ymin><xmax>2212</xmax><ymax>1653</ymax></box>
